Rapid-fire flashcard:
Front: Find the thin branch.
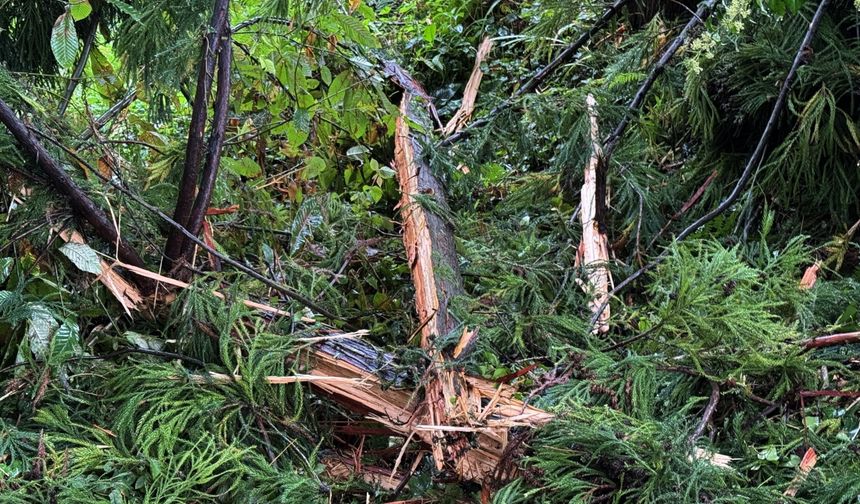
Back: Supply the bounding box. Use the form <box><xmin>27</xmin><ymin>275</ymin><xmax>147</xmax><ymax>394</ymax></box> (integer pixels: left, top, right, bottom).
<box><xmin>165</xmin><ymin>0</ymin><xmax>230</xmax><ymax>262</ymax></box>
<box><xmin>589</xmin><ymin>0</ymin><xmax>830</xmax><ymax>330</ymax></box>
<box><xmin>0</xmin><ymin>99</ymin><xmax>147</xmax><ymax>272</ymax></box>
<box><xmin>689</xmin><ymin>381</ymin><xmax>720</xmax><ymax>443</ymax></box>
<box><xmin>602</xmin><ymin>0</ymin><xmax>718</xmax><ymax>161</ymax></box>
<box><xmin>802</xmin><ymin>331</ymin><xmax>860</xmax><ymax>350</ymax></box>
<box><xmin>77</xmin><ymin>89</ymin><xmax>138</xmax><ymax>144</ymax></box>
<box><xmin>440</xmin><ymin>0</ymin><xmax>631</xmax><ymax>146</ymax></box>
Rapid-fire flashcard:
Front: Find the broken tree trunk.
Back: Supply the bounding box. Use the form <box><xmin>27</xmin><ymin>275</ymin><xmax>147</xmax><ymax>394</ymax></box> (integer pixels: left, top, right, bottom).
<box><xmin>305</xmin><ymin>337</ymin><xmax>554</xmax><ymax>483</ymax></box>
<box><xmin>390</xmin><ymin>65</ymin><xmax>549</xmax><ymax>483</ymax></box>
<box><xmin>395</xmin><ymin>75</ymin><xmax>472</xmax><ymax>476</ymax></box>
<box><xmin>578</xmin><ymin>94</ymin><xmax>611</xmax><ymax>333</ymax></box>
<box><xmin>0</xmin><ymin>98</ymin><xmax>148</xmax><ymax>273</ymax></box>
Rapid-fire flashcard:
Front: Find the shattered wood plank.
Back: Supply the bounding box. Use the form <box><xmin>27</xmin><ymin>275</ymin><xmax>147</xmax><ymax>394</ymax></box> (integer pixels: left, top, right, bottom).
<box><xmin>442</xmin><ymin>37</ymin><xmax>493</xmax><ymax>135</ymax></box>
<box><xmin>578</xmin><ymin>94</ymin><xmax>611</xmax><ymax>333</ymax></box>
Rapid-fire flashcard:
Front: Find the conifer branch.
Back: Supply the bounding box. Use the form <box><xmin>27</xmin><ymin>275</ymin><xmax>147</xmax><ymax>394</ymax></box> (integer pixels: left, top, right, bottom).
<box><xmin>0</xmin><ymin>98</ymin><xmax>148</xmax><ymax>273</ymax></box>
<box><xmin>602</xmin><ymin>0</ymin><xmax>718</xmax><ymax>161</ymax></box>
<box><xmin>591</xmin><ymin>0</ymin><xmax>830</xmax><ymax>331</ymax></box>
<box><xmin>440</xmin><ymin>0</ymin><xmax>631</xmax><ymax>146</ymax></box>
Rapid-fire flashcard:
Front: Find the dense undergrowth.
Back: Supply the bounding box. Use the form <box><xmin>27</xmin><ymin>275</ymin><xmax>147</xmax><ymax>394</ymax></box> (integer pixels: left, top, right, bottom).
<box><xmin>1</xmin><ymin>0</ymin><xmax>859</xmax><ymax>502</ymax></box>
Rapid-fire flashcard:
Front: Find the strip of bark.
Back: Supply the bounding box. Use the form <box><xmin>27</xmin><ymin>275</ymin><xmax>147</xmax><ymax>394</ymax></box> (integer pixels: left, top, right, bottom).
<box><xmin>442</xmin><ymin>37</ymin><xmax>493</xmax><ymax>135</ymax></box>
<box><xmin>441</xmin><ymin>0</ymin><xmax>631</xmax><ymax>146</ymax></box>
<box><xmin>181</xmin><ymin>14</ymin><xmax>233</xmax><ymax>264</ymax></box>
<box><xmin>802</xmin><ymin>331</ymin><xmax>860</xmax><ymax>349</ymax></box>
<box><xmin>0</xmin><ymin>98</ymin><xmax>147</xmax><ymax>271</ymax></box>
<box><xmin>164</xmin><ymin>0</ymin><xmax>230</xmax><ymax>262</ymax></box>
<box><xmin>590</xmin><ymin>0</ymin><xmax>830</xmax><ymax>330</ymax></box>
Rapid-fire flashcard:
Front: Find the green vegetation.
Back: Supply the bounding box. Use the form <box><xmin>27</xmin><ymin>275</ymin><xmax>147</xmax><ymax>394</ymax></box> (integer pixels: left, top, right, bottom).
<box><xmin>1</xmin><ymin>0</ymin><xmax>859</xmax><ymax>502</ymax></box>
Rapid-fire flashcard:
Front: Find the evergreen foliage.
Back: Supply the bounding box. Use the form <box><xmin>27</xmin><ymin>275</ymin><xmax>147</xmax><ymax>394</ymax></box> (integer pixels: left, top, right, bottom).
<box><xmin>1</xmin><ymin>0</ymin><xmax>859</xmax><ymax>502</ymax></box>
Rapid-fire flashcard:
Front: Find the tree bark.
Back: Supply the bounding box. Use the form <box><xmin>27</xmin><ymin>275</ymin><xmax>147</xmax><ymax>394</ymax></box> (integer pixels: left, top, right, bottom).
<box><xmin>181</xmin><ymin>11</ymin><xmax>232</xmax><ymax>263</ymax></box>
<box><xmin>164</xmin><ymin>0</ymin><xmax>230</xmax><ymax>263</ymax></box>
<box><xmin>0</xmin><ymin>98</ymin><xmax>147</xmax><ymax>270</ymax></box>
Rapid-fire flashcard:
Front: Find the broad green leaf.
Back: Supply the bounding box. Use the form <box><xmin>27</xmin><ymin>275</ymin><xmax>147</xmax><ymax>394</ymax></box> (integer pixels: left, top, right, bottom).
<box><xmin>53</xmin><ymin>320</ymin><xmax>82</xmax><ymax>361</ymax></box>
<box><xmin>423</xmin><ymin>24</ymin><xmax>437</xmax><ymax>44</ymax></box>
<box><xmin>303</xmin><ymin>156</ymin><xmax>327</xmax><ymax>179</ymax></box>
<box><xmin>27</xmin><ymin>305</ymin><xmax>59</xmax><ymax>360</ymax></box>
<box><xmin>70</xmin><ymin>0</ymin><xmax>92</xmax><ymax>21</ymax></box>
<box><xmin>51</xmin><ymin>12</ymin><xmax>79</xmax><ymax>69</ymax></box>
<box><xmin>0</xmin><ymin>257</ymin><xmax>13</xmax><ymax>284</ymax></box>
<box><xmin>125</xmin><ymin>331</ymin><xmax>164</xmax><ymax>351</ymax></box>
<box><xmin>59</xmin><ymin>242</ymin><xmax>102</xmax><ymax>275</ymax></box>
<box><xmin>223</xmin><ymin>158</ymin><xmax>262</xmax><ymax>178</ymax></box>
<box><xmin>365</xmin><ymin>185</ymin><xmax>383</xmax><ymax>203</ymax></box>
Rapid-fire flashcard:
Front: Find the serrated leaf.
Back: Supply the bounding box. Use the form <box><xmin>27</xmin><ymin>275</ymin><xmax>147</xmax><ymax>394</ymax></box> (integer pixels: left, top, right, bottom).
<box><xmin>53</xmin><ymin>320</ymin><xmax>82</xmax><ymax>361</ymax></box>
<box><xmin>289</xmin><ymin>202</ymin><xmax>323</xmax><ymax>255</ymax></box>
<box><xmin>125</xmin><ymin>331</ymin><xmax>164</xmax><ymax>351</ymax></box>
<box><xmin>27</xmin><ymin>305</ymin><xmax>59</xmax><ymax>360</ymax></box>
<box><xmin>59</xmin><ymin>242</ymin><xmax>102</xmax><ymax>275</ymax></box>
<box><xmin>51</xmin><ymin>13</ymin><xmax>79</xmax><ymax>69</ymax></box>
<box><xmin>0</xmin><ymin>258</ymin><xmax>12</xmax><ymax>284</ymax></box>
<box><xmin>332</xmin><ymin>12</ymin><xmax>379</xmax><ymax>48</ymax></box>
<box><xmin>70</xmin><ymin>0</ymin><xmax>92</xmax><ymax>21</ymax></box>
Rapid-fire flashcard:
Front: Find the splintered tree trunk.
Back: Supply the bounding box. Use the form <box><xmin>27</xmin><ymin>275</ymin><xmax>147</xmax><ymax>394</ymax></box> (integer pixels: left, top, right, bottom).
<box><xmin>395</xmin><ymin>84</ymin><xmax>472</xmax><ymax>475</ymax></box>
<box><xmin>388</xmin><ymin>69</ymin><xmax>551</xmax><ymax>484</ymax></box>
<box><xmin>579</xmin><ymin>95</ymin><xmax>611</xmax><ymax>333</ymax></box>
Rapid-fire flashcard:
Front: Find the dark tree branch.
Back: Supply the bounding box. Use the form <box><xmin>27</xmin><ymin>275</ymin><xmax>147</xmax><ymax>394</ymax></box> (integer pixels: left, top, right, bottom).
<box><xmin>0</xmin><ymin>99</ymin><xmax>148</xmax><ymax>274</ymax></box>
<box><xmin>602</xmin><ymin>0</ymin><xmax>718</xmax><ymax>161</ymax></box>
<box><xmin>689</xmin><ymin>381</ymin><xmax>720</xmax><ymax>443</ymax></box>
<box><xmin>164</xmin><ymin>0</ymin><xmax>230</xmax><ymax>262</ymax></box>
<box><xmin>59</xmin><ymin>13</ymin><xmax>100</xmax><ymax>117</ymax></box>
<box><xmin>32</xmin><ymin>127</ymin><xmax>340</xmax><ymax>319</ymax></box>
<box><xmin>181</xmin><ymin>18</ymin><xmax>233</xmax><ymax>262</ymax></box>
<box><xmin>440</xmin><ymin>0</ymin><xmax>631</xmax><ymax>146</ymax></box>
<box><xmin>589</xmin><ymin>0</ymin><xmax>830</xmax><ymax>331</ymax></box>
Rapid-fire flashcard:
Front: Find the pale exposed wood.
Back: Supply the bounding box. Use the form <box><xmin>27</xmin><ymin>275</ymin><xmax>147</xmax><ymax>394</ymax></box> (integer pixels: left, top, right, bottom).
<box><xmin>442</xmin><ymin>37</ymin><xmax>494</xmax><ymax>135</ymax></box>
<box><xmin>56</xmin><ymin>228</ymin><xmax>143</xmax><ymax>317</ymax></box>
<box><xmin>391</xmin><ymin>70</ymin><xmax>551</xmax><ymax>482</ymax></box>
<box><xmin>306</xmin><ymin>338</ymin><xmax>552</xmax><ymax>483</ymax></box>
<box><xmin>113</xmin><ymin>260</ymin><xmax>315</xmax><ymax>322</ymax></box>
<box><xmin>579</xmin><ymin>94</ymin><xmax>611</xmax><ymax>333</ymax></box>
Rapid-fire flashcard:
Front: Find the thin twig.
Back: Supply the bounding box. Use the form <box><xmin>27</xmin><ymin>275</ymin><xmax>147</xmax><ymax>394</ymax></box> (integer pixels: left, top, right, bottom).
<box><xmin>689</xmin><ymin>381</ymin><xmax>720</xmax><ymax>443</ymax></box>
